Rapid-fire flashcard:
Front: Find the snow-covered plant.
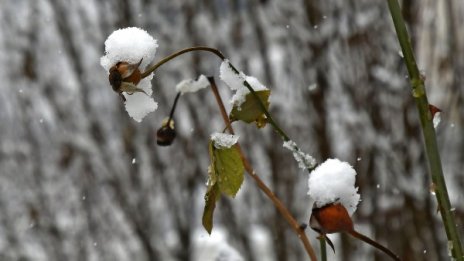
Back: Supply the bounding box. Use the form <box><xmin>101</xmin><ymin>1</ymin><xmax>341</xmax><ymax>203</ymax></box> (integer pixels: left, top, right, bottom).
<box><xmin>307</xmin><ymin>159</ymin><xmax>399</xmax><ymax>260</ymax></box>
<box><xmin>101</xmin><ymin>27</ymin><xmax>400</xmax><ymax>261</ymax></box>
<box><xmin>308</xmin><ymin>158</ymin><xmax>360</xmax><ymax>216</ymax></box>
<box><xmin>101</xmin><ymin>27</ymin><xmax>158</xmax><ymax>122</ymax></box>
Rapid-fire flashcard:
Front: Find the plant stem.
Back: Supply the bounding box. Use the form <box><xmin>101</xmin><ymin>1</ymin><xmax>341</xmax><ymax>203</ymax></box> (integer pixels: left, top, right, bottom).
<box><xmin>319</xmin><ymin>238</ymin><xmax>327</xmax><ymax>261</ymax></box>
<box><xmin>387</xmin><ymin>0</ymin><xmax>464</xmax><ymax>259</ymax></box>
<box><xmin>208</xmin><ymin>77</ymin><xmax>318</xmax><ymax>261</ymax></box>
<box><xmin>168</xmin><ymin>92</ymin><xmax>181</xmax><ymax>123</ymax></box>
<box><xmin>141</xmin><ymin>47</ymin><xmax>225</xmax><ymax>78</ymax></box>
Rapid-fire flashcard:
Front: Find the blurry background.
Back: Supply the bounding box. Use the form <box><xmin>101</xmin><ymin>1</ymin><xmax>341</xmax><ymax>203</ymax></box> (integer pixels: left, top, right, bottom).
<box><xmin>1</xmin><ymin>0</ymin><xmax>463</xmax><ymax>260</ymax></box>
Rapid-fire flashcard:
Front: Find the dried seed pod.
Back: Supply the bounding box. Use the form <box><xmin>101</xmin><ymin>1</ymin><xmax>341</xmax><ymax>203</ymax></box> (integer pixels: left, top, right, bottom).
<box><xmin>108</xmin><ymin>59</ymin><xmax>146</xmax><ymax>99</ymax></box>
<box><xmin>156</xmin><ymin>118</ymin><xmax>176</xmax><ymax>146</ymax></box>
<box><xmin>309</xmin><ymin>203</ymin><xmax>354</xmax><ymax>234</ymax></box>
<box><xmin>310</xmin><ymin>202</ymin><xmax>401</xmax><ymax>261</ymax></box>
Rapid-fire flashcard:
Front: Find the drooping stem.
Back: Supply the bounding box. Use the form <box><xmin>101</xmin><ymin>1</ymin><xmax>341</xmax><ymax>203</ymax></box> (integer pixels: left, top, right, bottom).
<box><xmin>387</xmin><ymin>0</ymin><xmax>464</xmax><ymax>259</ymax></box>
<box><xmin>168</xmin><ymin>92</ymin><xmax>181</xmax><ymax>124</ymax></box>
<box><xmin>141</xmin><ymin>47</ymin><xmax>225</xmax><ymax>78</ymax></box>
<box><xmin>208</xmin><ymin>77</ymin><xmax>318</xmax><ymax>261</ymax></box>
<box><xmin>349</xmin><ymin>230</ymin><xmax>400</xmax><ymax>261</ymax></box>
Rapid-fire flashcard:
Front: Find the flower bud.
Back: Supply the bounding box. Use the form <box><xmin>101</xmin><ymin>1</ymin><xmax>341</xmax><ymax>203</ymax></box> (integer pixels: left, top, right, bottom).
<box><xmin>156</xmin><ymin>118</ymin><xmax>176</xmax><ymax>146</ymax></box>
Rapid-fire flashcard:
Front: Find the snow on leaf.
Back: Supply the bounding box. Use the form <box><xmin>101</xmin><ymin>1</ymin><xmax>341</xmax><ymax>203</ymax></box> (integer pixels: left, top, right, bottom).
<box><xmin>219</xmin><ymin>60</ymin><xmax>245</xmax><ymax>90</ymax></box>
<box><xmin>210</xmin><ymin>133</ymin><xmax>239</xmax><ymax>149</ymax></box>
<box><xmin>230</xmin><ymin>76</ymin><xmax>268</xmax><ymax>108</ymax></box>
<box><xmin>219</xmin><ymin>60</ymin><xmax>269</xmax><ymax>108</ymax></box>
<box><xmin>308</xmin><ymin>158</ymin><xmax>360</xmax><ymax>216</ymax></box>
<box><xmin>230</xmin><ymin>90</ymin><xmax>270</xmax><ymax>125</ymax></box>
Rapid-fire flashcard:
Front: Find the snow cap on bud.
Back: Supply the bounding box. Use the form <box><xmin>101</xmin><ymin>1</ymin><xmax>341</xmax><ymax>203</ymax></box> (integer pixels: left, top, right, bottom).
<box><xmin>101</xmin><ymin>27</ymin><xmax>158</xmax><ymax>122</ymax></box>
<box><xmin>308</xmin><ymin>158</ymin><xmax>360</xmax><ymax>216</ymax></box>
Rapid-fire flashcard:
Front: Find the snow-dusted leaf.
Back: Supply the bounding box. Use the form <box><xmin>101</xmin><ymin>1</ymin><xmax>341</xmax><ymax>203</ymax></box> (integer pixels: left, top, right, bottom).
<box><xmin>202</xmin><ymin>141</ymin><xmax>244</xmax><ymax>234</ymax></box>
<box><xmin>230</xmin><ymin>90</ymin><xmax>270</xmax><ymax>125</ymax></box>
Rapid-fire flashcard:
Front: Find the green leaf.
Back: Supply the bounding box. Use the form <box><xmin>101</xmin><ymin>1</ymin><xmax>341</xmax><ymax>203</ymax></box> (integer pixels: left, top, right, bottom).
<box><xmin>213</xmin><ymin>145</ymin><xmax>244</xmax><ymax>197</ymax></box>
<box><xmin>202</xmin><ymin>141</ymin><xmax>245</xmax><ymax>234</ymax></box>
<box><xmin>202</xmin><ymin>182</ymin><xmax>220</xmax><ymax>234</ymax></box>
<box><xmin>230</xmin><ymin>90</ymin><xmax>271</xmax><ymax>124</ymax></box>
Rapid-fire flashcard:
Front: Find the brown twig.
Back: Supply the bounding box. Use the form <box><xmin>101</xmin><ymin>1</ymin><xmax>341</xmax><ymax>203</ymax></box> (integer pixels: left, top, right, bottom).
<box><xmin>207</xmin><ymin>76</ymin><xmax>318</xmax><ymax>261</ymax></box>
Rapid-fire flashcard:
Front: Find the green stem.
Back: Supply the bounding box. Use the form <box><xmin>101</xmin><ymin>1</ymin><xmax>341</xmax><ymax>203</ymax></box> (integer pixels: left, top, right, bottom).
<box><xmin>387</xmin><ymin>1</ymin><xmax>464</xmax><ymax>259</ymax></box>
<box><xmin>319</xmin><ymin>237</ymin><xmax>327</xmax><ymax>261</ymax></box>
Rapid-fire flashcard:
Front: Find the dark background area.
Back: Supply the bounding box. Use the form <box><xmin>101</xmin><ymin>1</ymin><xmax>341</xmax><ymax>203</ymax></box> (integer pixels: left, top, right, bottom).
<box><xmin>0</xmin><ymin>0</ymin><xmax>463</xmax><ymax>260</ymax></box>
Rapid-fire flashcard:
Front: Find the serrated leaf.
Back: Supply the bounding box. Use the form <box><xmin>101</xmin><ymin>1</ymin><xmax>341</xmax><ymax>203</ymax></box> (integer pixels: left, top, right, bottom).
<box><xmin>230</xmin><ymin>90</ymin><xmax>270</xmax><ymax>124</ymax></box>
<box><xmin>202</xmin><ymin>182</ymin><xmax>220</xmax><ymax>234</ymax></box>
<box><xmin>213</xmin><ymin>145</ymin><xmax>244</xmax><ymax>197</ymax></box>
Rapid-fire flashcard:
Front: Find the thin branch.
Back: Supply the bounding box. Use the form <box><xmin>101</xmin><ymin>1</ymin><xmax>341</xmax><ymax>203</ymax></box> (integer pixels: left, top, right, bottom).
<box><xmin>208</xmin><ymin>77</ymin><xmax>318</xmax><ymax>261</ymax></box>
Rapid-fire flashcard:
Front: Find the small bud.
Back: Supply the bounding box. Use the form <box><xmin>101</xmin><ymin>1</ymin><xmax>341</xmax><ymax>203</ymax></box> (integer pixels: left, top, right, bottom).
<box><xmin>156</xmin><ymin>118</ymin><xmax>176</xmax><ymax>146</ymax></box>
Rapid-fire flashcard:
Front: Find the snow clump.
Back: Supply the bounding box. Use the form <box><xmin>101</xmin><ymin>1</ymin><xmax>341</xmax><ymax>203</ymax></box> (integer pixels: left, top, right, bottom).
<box><xmin>176</xmin><ymin>75</ymin><xmax>210</xmax><ymax>94</ymax></box>
<box><xmin>219</xmin><ymin>60</ymin><xmax>268</xmax><ymax>108</ymax></box>
<box><xmin>211</xmin><ymin>133</ymin><xmax>239</xmax><ymax>149</ymax></box>
<box><xmin>101</xmin><ymin>27</ymin><xmax>158</xmax><ymax>122</ymax></box>
<box><xmin>283</xmin><ymin>140</ymin><xmax>317</xmax><ymax>170</ymax></box>
<box><xmin>308</xmin><ymin>158</ymin><xmax>360</xmax><ymax>216</ymax></box>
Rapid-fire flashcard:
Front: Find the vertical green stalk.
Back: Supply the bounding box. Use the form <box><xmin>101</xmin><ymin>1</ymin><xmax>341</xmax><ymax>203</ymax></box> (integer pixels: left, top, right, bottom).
<box><xmin>387</xmin><ymin>0</ymin><xmax>463</xmax><ymax>259</ymax></box>
<box><xmin>319</xmin><ymin>238</ymin><xmax>327</xmax><ymax>261</ymax></box>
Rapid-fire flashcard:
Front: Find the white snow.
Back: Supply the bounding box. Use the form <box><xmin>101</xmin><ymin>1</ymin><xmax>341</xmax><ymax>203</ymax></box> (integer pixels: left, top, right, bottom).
<box><xmin>308</xmin><ymin>83</ymin><xmax>318</xmax><ymax>92</ymax></box>
<box><xmin>219</xmin><ymin>60</ymin><xmax>268</xmax><ymax>107</ymax></box>
<box><xmin>219</xmin><ymin>60</ymin><xmax>245</xmax><ymax>90</ymax></box>
<box><xmin>100</xmin><ymin>27</ymin><xmax>158</xmax><ymax>71</ymax></box>
<box><xmin>211</xmin><ymin>132</ymin><xmax>239</xmax><ymax>149</ymax></box>
<box><xmin>283</xmin><ymin>140</ymin><xmax>317</xmax><ymax>170</ymax></box>
<box><xmin>193</xmin><ymin>229</ymin><xmax>244</xmax><ymax>261</ymax></box>
<box><xmin>433</xmin><ymin>111</ymin><xmax>441</xmax><ymax>129</ymax></box>
<box><xmin>308</xmin><ymin>158</ymin><xmax>360</xmax><ymax>216</ymax></box>
<box><xmin>121</xmin><ymin>73</ymin><xmax>158</xmax><ymax>122</ymax></box>
<box><xmin>100</xmin><ymin>27</ymin><xmax>159</xmax><ymax>122</ymax></box>
<box><xmin>176</xmin><ymin>74</ymin><xmax>210</xmax><ymax>94</ymax></box>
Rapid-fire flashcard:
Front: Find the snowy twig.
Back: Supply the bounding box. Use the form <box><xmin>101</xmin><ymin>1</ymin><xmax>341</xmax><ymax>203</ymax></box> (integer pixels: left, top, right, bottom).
<box><xmin>387</xmin><ymin>1</ymin><xmax>464</xmax><ymax>259</ymax></box>
<box><xmin>208</xmin><ymin>77</ymin><xmax>318</xmax><ymax>261</ymax></box>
